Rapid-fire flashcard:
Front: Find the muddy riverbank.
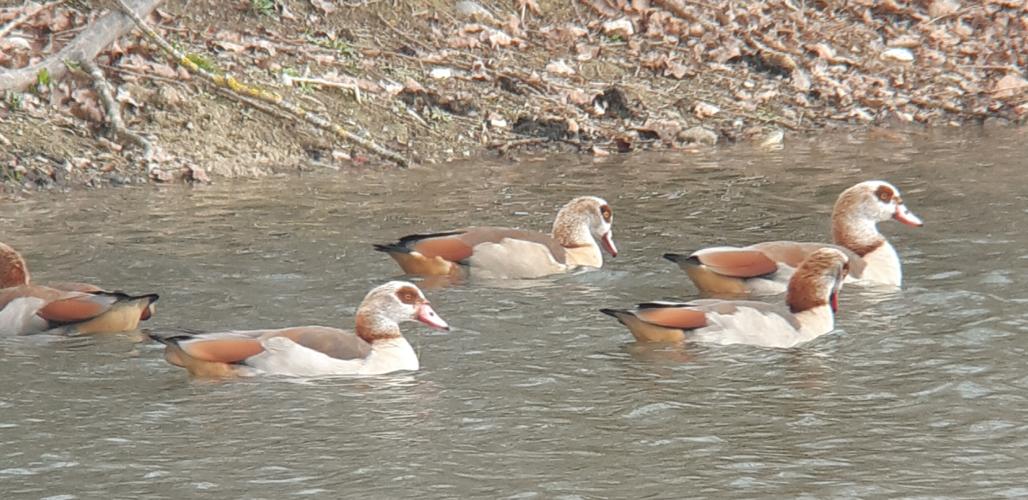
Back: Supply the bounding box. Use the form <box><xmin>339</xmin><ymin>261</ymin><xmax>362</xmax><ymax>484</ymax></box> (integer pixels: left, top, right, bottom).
<box><xmin>1</xmin><ymin>0</ymin><xmax>1025</xmax><ymax>196</ymax></box>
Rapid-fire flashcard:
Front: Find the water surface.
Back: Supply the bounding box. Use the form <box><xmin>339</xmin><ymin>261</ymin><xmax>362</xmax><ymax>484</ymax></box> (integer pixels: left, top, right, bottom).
<box><xmin>2</xmin><ymin>128</ymin><xmax>1027</xmax><ymax>498</ymax></box>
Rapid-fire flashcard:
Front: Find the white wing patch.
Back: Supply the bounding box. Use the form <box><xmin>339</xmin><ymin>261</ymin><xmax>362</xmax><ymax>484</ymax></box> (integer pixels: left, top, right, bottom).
<box><xmin>244</xmin><ymin>337</ymin><xmax>419</xmax><ymax>377</ymax></box>
<box><xmin>0</xmin><ymin>297</ymin><xmax>49</xmax><ymax>335</ymax></box>
<box><xmin>690</xmin><ymin>306</ymin><xmax>805</xmax><ymax>348</ymax></box>
<box><xmin>246</xmin><ymin>336</ymin><xmax>364</xmax><ymax>376</ymax></box>
<box><xmin>467</xmin><ymin>238</ymin><xmax>567</xmax><ymax>279</ymax></box>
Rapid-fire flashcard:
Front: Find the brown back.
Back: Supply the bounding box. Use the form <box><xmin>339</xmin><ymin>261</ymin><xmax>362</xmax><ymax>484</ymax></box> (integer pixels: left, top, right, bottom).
<box><xmin>274</xmin><ymin>326</ymin><xmax>372</xmax><ymax>360</ymax></box>
<box><xmin>752</xmin><ymin>241</ymin><xmax>866</xmax><ymax>278</ymax></box>
<box><xmin>411</xmin><ymin>227</ymin><xmax>567</xmax><ymax>264</ymax></box>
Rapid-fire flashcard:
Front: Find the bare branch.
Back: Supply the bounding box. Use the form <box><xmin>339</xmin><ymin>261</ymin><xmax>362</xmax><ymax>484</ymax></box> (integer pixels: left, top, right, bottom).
<box><xmin>0</xmin><ymin>0</ymin><xmax>163</xmax><ymax>91</ymax></box>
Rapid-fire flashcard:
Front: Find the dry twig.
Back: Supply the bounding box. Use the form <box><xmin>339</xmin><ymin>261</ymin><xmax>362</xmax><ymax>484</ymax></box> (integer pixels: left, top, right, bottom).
<box><xmin>80</xmin><ymin>58</ymin><xmax>153</xmax><ymax>160</ymax></box>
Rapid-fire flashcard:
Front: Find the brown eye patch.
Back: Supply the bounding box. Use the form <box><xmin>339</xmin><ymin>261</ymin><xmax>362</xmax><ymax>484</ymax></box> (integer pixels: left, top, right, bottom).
<box><xmin>396</xmin><ymin>286</ymin><xmax>420</xmax><ymax>305</ymax></box>
<box><xmin>875</xmin><ymin>185</ymin><xmax>895</xmax><ymax>203</ymax></box>
<box><xmin>600</xmin><ymin>204</ymin><xmax>613</xmax><ymax>223</ymax></box>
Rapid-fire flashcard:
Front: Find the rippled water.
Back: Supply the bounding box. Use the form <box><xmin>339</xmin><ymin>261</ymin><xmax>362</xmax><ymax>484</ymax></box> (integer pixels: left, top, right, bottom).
<box><xmin>2</xmin><ymin>128</ymin><xmax>1027</xmax><ymax>498</ymax></box>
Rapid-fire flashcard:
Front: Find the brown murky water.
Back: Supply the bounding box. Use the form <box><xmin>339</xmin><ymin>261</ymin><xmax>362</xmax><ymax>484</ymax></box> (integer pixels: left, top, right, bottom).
<box><xmin>2</xmin><ymin>128</ymin><xmax>1027</xmax><ymax>498</ymax></box>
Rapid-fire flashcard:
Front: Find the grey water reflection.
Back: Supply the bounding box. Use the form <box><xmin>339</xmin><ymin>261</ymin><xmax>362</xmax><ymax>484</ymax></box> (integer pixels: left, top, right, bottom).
<box><xmin>1</xmin><ymin>127</ymin><xmax>1027</xmax><ymax>498</ymax></box>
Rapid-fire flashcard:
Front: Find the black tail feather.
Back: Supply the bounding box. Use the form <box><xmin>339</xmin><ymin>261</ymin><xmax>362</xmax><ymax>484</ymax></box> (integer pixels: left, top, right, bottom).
<box><xmin>88</xmin><ymin>290</ymin><xmax>160</xmax><ymax>304</ymax></box>
<box><xmin>372</xmin><ymin>243</ymin><xmax>411</xmax><ymax>254</ymax></box>
<box><xmin>636</xmin><ymin>301</ymin><xmax>693</xmax><ymax>309</ymax></box>
<box><xmin>146</xmin><ymin>328</ymin><xmax>203</xmax><ymax>345</ymax></box>
<box><xmin>373</xmin><ymin>230</ymin><xmax>467</xmax><ymax>254</ymax></box>
<box><xmin>662</xmin><ymin>253</ymin><xmax>699</xmax><ymax>265</ymax></box>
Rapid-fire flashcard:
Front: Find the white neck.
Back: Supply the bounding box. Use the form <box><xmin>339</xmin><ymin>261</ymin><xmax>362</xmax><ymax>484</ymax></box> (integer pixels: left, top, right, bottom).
<box><xmin>793</xmin><ymin>305</ymin><xmax>835</xmax><ymax>341</ymax></box>
<box><xmin>563</xmin><ymin>242</ymin><xmax>602</xmax><ymax>268</ymax></box>
<box><xmin>858</xmin><ymin>240</ymin><xmax>902</xmax><ymax>286</ymax></box>
<box><xmin>360</xmin><ymin>337</ymin><xmax>419</xmax><ymax>375</ymax></box>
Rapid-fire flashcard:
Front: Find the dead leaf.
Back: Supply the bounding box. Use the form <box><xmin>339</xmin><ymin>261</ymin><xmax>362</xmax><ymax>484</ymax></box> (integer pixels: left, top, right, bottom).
<box><xmin>888</xmin><ymin>36</ymin><xmax>921</xmax><ymax>48</ymax></box>
<box><xmin>575</xmin><ymin>43</ymin><xmax>599</xmax><ymax>61</ymax></box>
<box><xmin>640</xmin><ymin>51</ymin><xmax>669</xmax><ymax>70</ymax></box>
<box><xmin>150</xmin><ymin>168</ymin><xmax>174</xmax><ymax>182</ymax></box>
<box><xmin>693</xmin><ymin>101</ymin><xmax>720</xmax><ymax>118</ymax></box>
<box><xmin>185</xmin><ymin>165</ymin><xmax>211</xmax><ymax>184</ymax></box>
<box><xmin>404</xmin><ymin>78</ymin><xmax>426</xmax><ymax>94</ymax></box>
<box><xmin>928</xmin><ymin>0</ymin><xmax>960</xmax><ymax>18</ymax></box>
<box><xmin>69</xmin><ymin>89</ymin><xmax>103</xmax><ymax>123</ymax></box>
<box><xmin>636</xmin><ymin>119</ymin><xmax>681</xmax><ymax>143</ymax></box>
<box><xmin>809</xmin><ymin>43</ymin><xmax>837</xmax><ymax>61</ymax></box>
<box><xmin>791</xmin><ymin>69</ymin><xmax>811</xmax><ymax>92</ymax></box>
<box><xmin>566</xmin><ymin>89</ymin><xmax>594</xmax><ymax>106</ymax></box>
<box><xmin>516</xmin><ymin>0</ymin><xmax>542</xmax><ymax>16</ymax></box>
<box><xmin>447</xmin><ymin>35</ymin><xmax>482</xmax><ymax>49</ymax></box>
<box><xmin>665</xmin><ymin>61</ymin><xmax>689</xmax><ymax>79</ymax></box>
<box><xmin>310</xmin><ymin>0</ymin><xmax>337</xmax><ymax>14</ymax></box>
<box><xmin>211</xmin><ymin>40</ymin><xmax>243</xmax><ymax>53</ymax></box>
<box><xmin>545</xmin><ymin>59</ymin><xmax>576</xmax><ymax>76</ymax></box>
<box><xmin>487</xmin><ymin>30</ymin><xmax>515</xmax><ymax>48</ymax></box>
<box><xmin>993</xmin><ymin>73</ymin><xmax>1028</xmax><ymax>98</ymax></box>
<box><xmin>455</xmin><ymin>1</ymin><xmax>495</xmax><ymax>22</ymax></box>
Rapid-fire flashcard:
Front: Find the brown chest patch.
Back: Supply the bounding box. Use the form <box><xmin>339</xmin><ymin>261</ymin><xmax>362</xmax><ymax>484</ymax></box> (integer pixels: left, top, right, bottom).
<box><xmin>842</xmin><ymin>238</ymin><xmax>884</xmax><ymax>257</ymax></box>
<box><xmin>0</xmin><ymin>244</ymin><xmax>30</xmax><ymax>288</ymax></box>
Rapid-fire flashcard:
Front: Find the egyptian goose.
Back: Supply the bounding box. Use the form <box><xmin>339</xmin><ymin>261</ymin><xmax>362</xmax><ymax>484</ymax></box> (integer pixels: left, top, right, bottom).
<box><xmin>374</xmin><ymin>196</ymin><xmax>617</xmax><ymax>279</ymax></box>
<box><xmin>602</xmin><ymin>248</ymin><xmax>849</xmax><ymax>348</ymax></box>
<box><xmin>664</xmin><ymin>180</ymin><xmax>922</xmax><ymax>294</ymax></box>
<box><xmin>0</xmin><ymin>242</ymin><xmax>158</xmax><ymax>335</ymax></box>
<box><xmin>150</xmin><ymin>281</ymin><xmax>449</xmax><ymax>377</ymax></box>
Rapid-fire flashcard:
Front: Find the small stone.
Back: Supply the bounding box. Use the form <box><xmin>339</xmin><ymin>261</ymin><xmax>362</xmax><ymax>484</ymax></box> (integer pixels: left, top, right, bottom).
<box><xmin>602</xmin><ymin>18</ymin><xmax>634</xmax><ymax>38</ymax></box>
<box><xmin>881</xmin><ymin>48</ymin><xmax>914</xmax><ymax>62</ymax></box>
<box><xmin>759</xmin><ymin>129</ymin><xmax>784</xmax><ymax>149</ymax></box>
<box><xmin>677</xmin><ymin>126</ymin><xmax>718</xmax><ymax>146</ymax></box>
<box><xmin>487</xmin><ymin>112</ymin><xmax>508</xmax><ymax>129</ymax></box>
<box><xmin>430</xmin><ymin>67</ymin><xmax>454</xmax><ymax>79</ymax></box>
<box><xmin>455</xmin><ymin>1</ymin><xmax>494</xmax><ymax>22</ymax></box>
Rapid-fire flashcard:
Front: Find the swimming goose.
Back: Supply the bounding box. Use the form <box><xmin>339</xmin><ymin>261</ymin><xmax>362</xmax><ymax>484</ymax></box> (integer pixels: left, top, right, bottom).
<box><xmin>602</xmin><ymin>248</ymin><xmax>849</xmax><ymax>348</ymax></box>
<box><xmin>374</xmin><ymin>196</ymin><xmax>617</xmax><ymax>279</ymax></box>
<box><xmin>664</xmin><ymin>180</ymin><xmax>921</xmax><ymax>294</ymax></box>
<box><xmin>0</xmin><ymin>242</ymin><xmax>158</xmax><ymax>335</ymax></box>
<box><xmin>150</xmin><ymin>281</ymin><xmax>449</xmax><ymax>377</ymax></box>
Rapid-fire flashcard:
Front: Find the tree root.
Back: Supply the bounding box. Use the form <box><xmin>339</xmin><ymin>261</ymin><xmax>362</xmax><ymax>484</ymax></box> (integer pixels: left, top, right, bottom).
<box><xmin>80</xmin><ymin>59</ymin><xmax>153</xmax><ymax>161</ymax></box>
<box><xmin>112</xmin><ymin>0</ymin><xmax>411</xmax><ymax>168</ymax></box>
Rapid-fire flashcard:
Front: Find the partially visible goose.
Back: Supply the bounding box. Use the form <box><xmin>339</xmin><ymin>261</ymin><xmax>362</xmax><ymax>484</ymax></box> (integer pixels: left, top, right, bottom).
<box><xmin>0</xmin><ymin>242</ymin><xmax>158</xmax><ymax>335</ymax></box>
<box><xmin>602</xmin><ymin>248</ymin><xmax>849</xmax><ymax>348</ymax></box>
<box><xmin>150</xmin><ymin>281</ymin><xmax>449</xmax><ymax>377</ymax></box>
<box><xmin>374</xmin><ymin>196</ymin><xmax>617</xmax><ymax>279</ymax></box>
<box><xmin>664</xmin><ymin>180</ymin><xmax>921</xmax><ymax>294</ymax></box>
